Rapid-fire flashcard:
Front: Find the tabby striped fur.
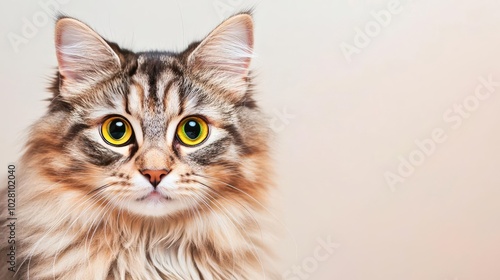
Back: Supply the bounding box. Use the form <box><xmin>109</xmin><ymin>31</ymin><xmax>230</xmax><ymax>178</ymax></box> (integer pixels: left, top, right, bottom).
<box><xmin>1</xmin><ymin>13</ymin><xmax>278</xmax><ymax>280</ymax></box>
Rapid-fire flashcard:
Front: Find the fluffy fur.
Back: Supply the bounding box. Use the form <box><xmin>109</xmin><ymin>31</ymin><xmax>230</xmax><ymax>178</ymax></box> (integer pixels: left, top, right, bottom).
<box><xmin>1</xmin><ymin>13</ymin><xmax>278</xmax><ymax>279</ymax></box>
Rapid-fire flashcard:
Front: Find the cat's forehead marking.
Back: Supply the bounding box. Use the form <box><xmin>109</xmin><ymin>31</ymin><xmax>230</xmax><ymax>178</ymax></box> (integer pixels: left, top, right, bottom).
<box><xmin>134</xmin><ymin>54</ymin><xmax>180</xmax><ymax>108</ymax></box>
<box><xmin>129</xmin><ymin>54</ymin><xmax>184</xmax><ymax>140</ymax></box>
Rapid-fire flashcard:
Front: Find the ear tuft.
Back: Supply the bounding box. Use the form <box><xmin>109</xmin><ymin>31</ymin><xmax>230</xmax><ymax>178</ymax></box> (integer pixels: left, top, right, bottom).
<box><xmin>187</xmin><ymin>14</ymin><xmax>254</xmax><ymax>97</ymax></box>
<box><xmin>55</xmin><ymin>18</ymin><xmax>121</xmax><ymax>95</ymax></box>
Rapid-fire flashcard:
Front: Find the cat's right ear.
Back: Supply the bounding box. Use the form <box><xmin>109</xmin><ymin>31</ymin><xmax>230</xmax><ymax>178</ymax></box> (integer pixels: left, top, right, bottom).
<box><xmin>55</xmin><ymin>17</ymin><xmax>121</xmax><ymax>95</ymax></box>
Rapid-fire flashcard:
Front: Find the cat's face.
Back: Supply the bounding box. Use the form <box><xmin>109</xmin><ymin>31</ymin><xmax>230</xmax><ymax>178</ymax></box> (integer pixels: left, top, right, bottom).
<box><xmin>74</xmin><ymin>57</ymin><xmax>248</xmax><ymax>217</ymax></box>
<box><xmin>28</xmin><ymin>15</ymin><xmax>269</xmax><ymax>218</ymax></box>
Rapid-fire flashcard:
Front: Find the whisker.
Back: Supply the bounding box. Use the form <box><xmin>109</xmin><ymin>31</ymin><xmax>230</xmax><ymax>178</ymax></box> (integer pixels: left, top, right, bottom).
<box><xmin>194</xmin><ymin>180</ymin><xmax>264</xmax><ymax>238</ymax></box>
<box><xmin>192</xmin><ymin>173</ymin><xmax>299</xmax><ymax>261</ymax></box>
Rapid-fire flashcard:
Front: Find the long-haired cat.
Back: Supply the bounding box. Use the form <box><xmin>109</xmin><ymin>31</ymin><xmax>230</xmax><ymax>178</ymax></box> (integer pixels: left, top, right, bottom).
<box><xmin>1</xmin><ymin>13</ymin><xmax>278</xmax><ymax>279</ymax></box>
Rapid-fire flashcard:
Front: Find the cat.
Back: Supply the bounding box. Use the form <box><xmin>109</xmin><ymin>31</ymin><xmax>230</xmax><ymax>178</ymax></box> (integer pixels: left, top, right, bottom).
<box><xmin>0</xmin><ymin>13</ymin><xmax>278</xmax><ymax>279</ymax></box>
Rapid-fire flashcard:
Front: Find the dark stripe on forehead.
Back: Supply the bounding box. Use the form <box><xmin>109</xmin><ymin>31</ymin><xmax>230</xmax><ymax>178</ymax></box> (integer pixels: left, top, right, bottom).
<box><xmin>169</xmin><ymin>61</ymin><xmax>184</xmax><ymax>76</ymax></box>
<box><xmin>124</xmin><ymin>92</ymin><xmax>131</xmax><ymax>115</ymax></box>
<box><xmin>139</xmin><ymin>57</ymin><xmax>167</xmax><ymax>102</ymax></box>
<box><xmin>80</xmin><ymin>136</ymin><xmax>123</xmax><ymax>166</ymax></box>
<box><xmin>177</xmin><ymin>90</ymin><xmax>184</xmax><ymax>116</ymax></box>
<box><xmin>177</xmin><ymin>78</ymin><xmax>190</xmax><ymax>114</ymax></box>
<box><xmin>148</xmin><ymin>73</ymin><xmax>158</xmax><ymax>102</ymax></box>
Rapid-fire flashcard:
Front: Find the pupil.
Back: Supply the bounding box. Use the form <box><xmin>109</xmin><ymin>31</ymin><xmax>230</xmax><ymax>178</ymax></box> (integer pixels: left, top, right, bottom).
<box><xmin>109</xmin><ymin>120</ymin><xmax>126</xmax><ymax>140</ymax></box>
<box><xmin>185</xmin><ymin>120</ymin><xmax>201</xmax><ymax>140</ymax></box>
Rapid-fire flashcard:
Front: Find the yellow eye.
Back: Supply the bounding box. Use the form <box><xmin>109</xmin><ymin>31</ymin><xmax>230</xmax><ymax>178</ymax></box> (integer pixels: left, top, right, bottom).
<box><xmin>176</xmin><ymin>116</ymin><xmax>209</xmax><ymax>146</ymax></box>
<box><xmin>100</xmin><ymin>116</ymin><xmax>133</xmax><ymax>146</ymax></box>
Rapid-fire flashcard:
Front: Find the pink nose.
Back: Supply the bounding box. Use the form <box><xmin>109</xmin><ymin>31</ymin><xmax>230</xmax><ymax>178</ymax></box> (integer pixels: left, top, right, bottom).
<box><xmin>140</xmin><ymin>169</ymin><xmax>169</xmax><ymax>187</ymax></box>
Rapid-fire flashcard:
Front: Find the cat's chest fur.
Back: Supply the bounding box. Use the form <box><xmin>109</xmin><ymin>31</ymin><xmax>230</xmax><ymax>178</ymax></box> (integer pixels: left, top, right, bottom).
<box><xmin>11</xmin><ymin>199</ymin><xmax>270</xmax><ymax>280</ymax></box>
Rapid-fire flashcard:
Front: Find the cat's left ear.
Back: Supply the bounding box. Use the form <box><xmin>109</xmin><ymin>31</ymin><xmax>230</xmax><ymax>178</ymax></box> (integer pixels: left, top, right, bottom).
<box><xmin>187</xmin><ymin>13</ymin><xmax>254</xmax><ymax>98</ymax></box>
<box><xmin>55</xmin><ymin>17</ymin><xmax>121</xmax><ymax>95</ymax></box>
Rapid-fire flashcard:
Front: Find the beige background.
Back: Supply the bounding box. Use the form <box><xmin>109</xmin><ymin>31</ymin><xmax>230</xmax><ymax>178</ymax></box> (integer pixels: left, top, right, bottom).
<box><xmin>2</xmin><ymin>0</ymin><xmax>500</xmax><ymax>279</ymax></box>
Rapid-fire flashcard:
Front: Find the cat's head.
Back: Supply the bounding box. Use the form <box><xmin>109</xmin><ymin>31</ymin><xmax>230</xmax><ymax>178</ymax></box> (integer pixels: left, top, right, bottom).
<box><xmin>26</xmin><ymin>14</ymin><xmax>270</xmax><ymax>218</ymax></box>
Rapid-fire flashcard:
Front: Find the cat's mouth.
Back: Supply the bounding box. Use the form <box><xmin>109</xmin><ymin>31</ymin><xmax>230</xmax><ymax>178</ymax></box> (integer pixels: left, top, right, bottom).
<box><xmin>137</xmin><ymin>190</ymin><xmax>172</xmax><ymax>201</ymax></box>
